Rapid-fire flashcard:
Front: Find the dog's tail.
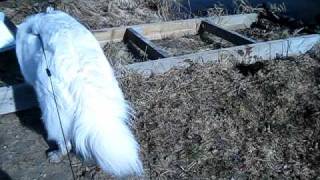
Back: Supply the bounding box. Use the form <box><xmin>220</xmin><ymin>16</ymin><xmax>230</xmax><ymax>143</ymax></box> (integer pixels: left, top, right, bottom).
<box><xmin>72</xmin><ymin>78</ymin><xmax>143</xmax><ymax>177</ymax></box>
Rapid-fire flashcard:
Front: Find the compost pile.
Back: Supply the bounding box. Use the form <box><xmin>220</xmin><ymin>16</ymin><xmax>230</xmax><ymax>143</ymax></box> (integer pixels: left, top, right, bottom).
<box><xmin>120</xmin><ymin>47</ymin><xmax>320</xmax><ymax>179</ymax></box>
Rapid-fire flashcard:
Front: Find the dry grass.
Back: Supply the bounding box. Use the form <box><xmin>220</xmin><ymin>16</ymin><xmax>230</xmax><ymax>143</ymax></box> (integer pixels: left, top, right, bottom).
<box><xmin>0</xmin><ymin>0</ymin><xmax>188</xmax><ymax>29</ymax></box>
<box><xmin>103</xmin><ymin>42</ymin><xmax>136</xmax><ymax>65</ymax></box>
<box><xmin>206</xmin><ymin>3</ymin><xmax>228</xmax><ymax>17</ymax></box>
<box><xmin>232</xmin><ymin>0</ymin><xmax>286</xmax><ymax>14</ymax></box>
<box><xmin>119</xmin><ymin>48</ymin><xmax>320</xmax><ymax>179</ymax></box>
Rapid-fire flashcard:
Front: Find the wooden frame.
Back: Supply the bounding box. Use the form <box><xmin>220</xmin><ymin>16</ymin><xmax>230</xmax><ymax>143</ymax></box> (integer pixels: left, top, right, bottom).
<box><xmin>126</xmin><ymin>35</ymin><xmax>320</xmax><ymax>75</ymax></box>
<box><xmin>92</xmin><ymin>13</ymin><xmax>258</xmax><ymax>45</ymax></box>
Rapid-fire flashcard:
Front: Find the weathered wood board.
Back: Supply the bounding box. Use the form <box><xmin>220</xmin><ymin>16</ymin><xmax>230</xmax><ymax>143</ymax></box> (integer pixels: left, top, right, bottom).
<box><xmin>200</xmin><ymin>20</ymin><xmax>256</xmax><ymax>45</ymax></box>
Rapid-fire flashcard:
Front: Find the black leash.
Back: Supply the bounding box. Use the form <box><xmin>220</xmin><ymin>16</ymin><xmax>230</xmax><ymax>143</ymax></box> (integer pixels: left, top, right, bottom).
<box><xmin>38</xmin><ymin>33</ymin><xmax>77</xmax><ymax>180</ymax></box>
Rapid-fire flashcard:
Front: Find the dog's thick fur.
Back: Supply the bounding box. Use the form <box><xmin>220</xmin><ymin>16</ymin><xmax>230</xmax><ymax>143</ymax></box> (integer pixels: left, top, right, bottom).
<box><xmin>15</xmin><ymin>10</ymin><xmax>143</xmax><ymax>177</ymax></box>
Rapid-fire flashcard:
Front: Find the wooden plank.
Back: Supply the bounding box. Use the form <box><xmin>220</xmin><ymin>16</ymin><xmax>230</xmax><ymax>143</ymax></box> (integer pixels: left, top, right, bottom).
<box><xmin>0</xmin><ymin>83</ymin><xmax>38</xmax><ymax>115</ymax></box>
<box><xmin>1</xmin><ymin>34</ymin><xmax>319</xmax><ymax>115</ymax></box>
<box><xmin>126</xmin><ymin>40</ymin><xmax>147</xmax><ymax>60</ymax></box>
<box><xmin>124</xmin><ymin>28</ymin><xmax>170</xmax><ymax>60</ymax></box>
<box><xmin>126</xmin><ymin>34</ymin><xmax>320</xmax><ymax>76</ymax></box>
<box><xmin>200</xmin><ymin>20</ymin><xmax>256</xmax><ymax>45</ymax></box>
<box><xmin>93</xmin><ymin>13</ymin><xmax>258</xmax><ymax>45</ymax></box>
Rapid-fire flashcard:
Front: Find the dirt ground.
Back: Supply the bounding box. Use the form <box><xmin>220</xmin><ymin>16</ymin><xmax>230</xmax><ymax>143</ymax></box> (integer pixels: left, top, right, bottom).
<box><xmin>0</xmin><ymin>110</ymin><xmax>118</xmax><ymax>180</ymax></box>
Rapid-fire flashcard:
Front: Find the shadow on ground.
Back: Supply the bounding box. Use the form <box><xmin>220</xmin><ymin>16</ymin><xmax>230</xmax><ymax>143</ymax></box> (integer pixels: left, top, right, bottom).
<box><xmin>0</xmin><ymin>50</ymin><xmax>58</xmax><ymax>153</ymax></box>
<box><xmin>0</xmin><ymin>169</ymin><xmax>12</xmax><ymax>180</ymax></box>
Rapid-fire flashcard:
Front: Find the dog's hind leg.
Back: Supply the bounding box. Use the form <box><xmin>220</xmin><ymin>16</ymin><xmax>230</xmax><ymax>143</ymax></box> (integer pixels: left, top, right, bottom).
<box><xmin>48</xmin><ymin>140</ymin><xmax>72</xmax><ymax>163</ymax></box>
<box><xmin>37</xmin><ymin>89</ymin><xmax>73</xmax><ymax>163</ymax></box>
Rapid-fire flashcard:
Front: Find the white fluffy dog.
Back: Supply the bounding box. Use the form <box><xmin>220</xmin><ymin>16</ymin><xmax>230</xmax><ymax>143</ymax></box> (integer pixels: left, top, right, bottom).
<box><xmin>15</xmin><ymin>9</ymin><xmax>143</xmax><ymax>177</ymax></box>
